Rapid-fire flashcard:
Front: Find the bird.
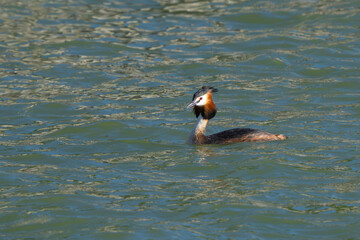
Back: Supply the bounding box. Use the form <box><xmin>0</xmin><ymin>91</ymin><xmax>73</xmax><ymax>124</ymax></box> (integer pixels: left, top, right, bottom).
<box><xmin>186</xmin><ymin>86</ymin><xmax>287</xmax><ymax>144</ymax></box>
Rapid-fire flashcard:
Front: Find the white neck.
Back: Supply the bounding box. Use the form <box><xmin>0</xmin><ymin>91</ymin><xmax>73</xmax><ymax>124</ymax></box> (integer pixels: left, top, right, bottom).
<box><xmin>187</xmin><ymin>116</ymin><xmax>208</xmax><ymax>144</ymax></box>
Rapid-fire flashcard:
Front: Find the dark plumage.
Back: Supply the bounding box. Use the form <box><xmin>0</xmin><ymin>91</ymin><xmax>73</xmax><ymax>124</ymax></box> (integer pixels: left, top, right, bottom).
<box><xmin>207</xmin><ymin>128</ymin><xmax>287</xmax><ymax>144</ymax></box>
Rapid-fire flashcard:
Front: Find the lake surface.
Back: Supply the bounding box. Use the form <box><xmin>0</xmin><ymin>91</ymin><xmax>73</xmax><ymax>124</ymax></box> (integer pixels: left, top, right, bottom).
<box><xmin>1</xmin><ymin>0</ymin><xmax>359</xmax><ymax>239</ymax></box>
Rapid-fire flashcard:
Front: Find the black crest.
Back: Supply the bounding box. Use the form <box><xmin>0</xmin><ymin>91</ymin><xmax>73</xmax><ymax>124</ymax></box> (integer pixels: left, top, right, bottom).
<box><xmin>192</xmin><ymin>86</ymin><xmax>218</xmax><ymax>101</ymax></box>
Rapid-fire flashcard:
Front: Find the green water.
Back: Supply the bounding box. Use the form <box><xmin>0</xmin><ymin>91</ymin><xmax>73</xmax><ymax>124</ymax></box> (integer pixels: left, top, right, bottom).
<box><xmin>1</xmin><ymin>0</ymin><xmax>359</xmax><ymax>239</ymax></box>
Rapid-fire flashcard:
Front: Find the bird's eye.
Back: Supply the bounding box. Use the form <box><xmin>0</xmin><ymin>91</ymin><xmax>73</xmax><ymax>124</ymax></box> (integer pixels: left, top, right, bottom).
<box><xmin>199</xmin><ymin>97</ymin><xmax>203</xmax><ymax>101</ymax></box>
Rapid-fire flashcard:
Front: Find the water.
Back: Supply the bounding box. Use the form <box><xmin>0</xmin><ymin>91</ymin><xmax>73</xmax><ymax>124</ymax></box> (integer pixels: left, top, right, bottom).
<box><xmin>1</xmin><ymin>0</ymin><xmax>359</xmax><ymax>239</ymax></box>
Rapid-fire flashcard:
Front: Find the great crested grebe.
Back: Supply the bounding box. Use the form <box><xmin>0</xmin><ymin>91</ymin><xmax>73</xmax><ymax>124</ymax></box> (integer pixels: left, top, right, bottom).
<box><xmin>186</xmin><ymin>86</ymin><xmax>287</xmax><ymax>145</ymax></box>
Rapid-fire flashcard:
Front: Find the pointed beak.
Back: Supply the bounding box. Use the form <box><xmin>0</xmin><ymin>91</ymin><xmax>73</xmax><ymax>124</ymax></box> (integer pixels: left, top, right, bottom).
<box><xmin>186</xmin><ymin>101</ymin><xmax>195</xmax><ymax>109</ymax></box>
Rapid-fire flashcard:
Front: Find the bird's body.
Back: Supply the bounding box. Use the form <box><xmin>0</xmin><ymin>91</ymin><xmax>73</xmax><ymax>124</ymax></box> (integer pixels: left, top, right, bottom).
<box><xmin>187</xmin><ymin>86</ymin><xmax>287</xmax><ymax>145</ymax></box>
